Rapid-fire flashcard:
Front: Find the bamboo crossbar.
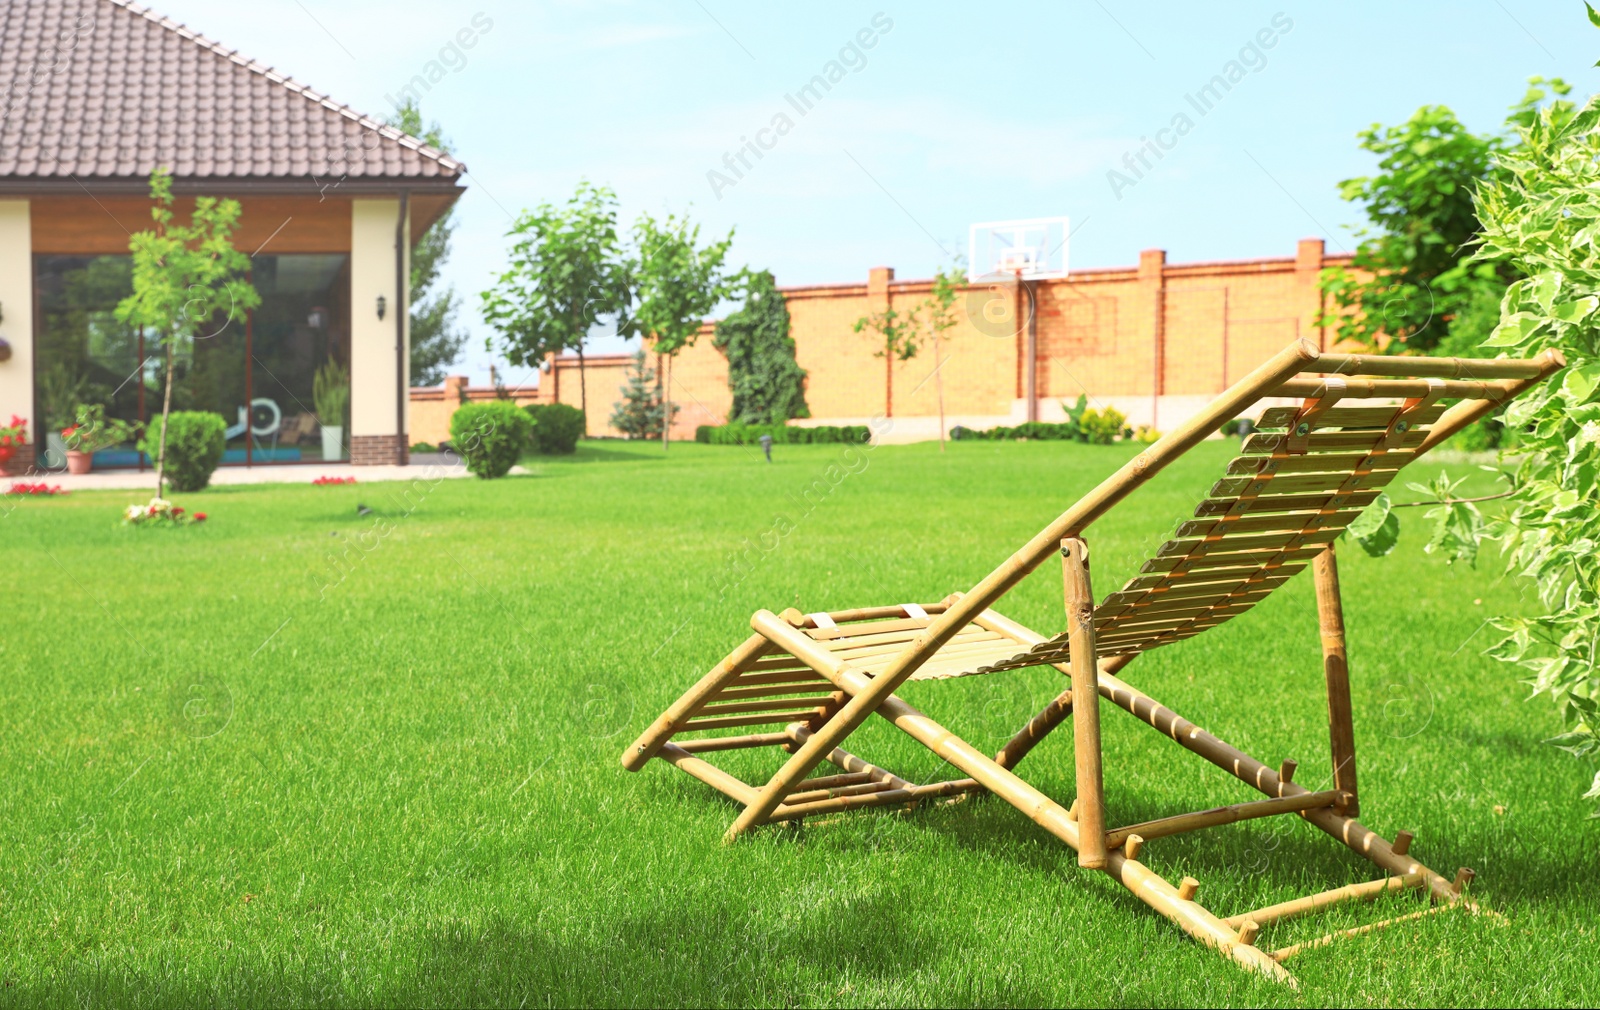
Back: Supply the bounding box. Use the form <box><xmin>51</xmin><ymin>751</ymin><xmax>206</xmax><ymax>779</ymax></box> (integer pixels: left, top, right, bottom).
<box><xmin>673</xmin><ymin>731</ymin><xmax>794</xmax><ymax>753</ymax></box>
<box><xmin>1269</xmin><ymin>904</ymin><xmax>1452</xmax><ymax>962</ymax></box>
<box><xmin>797</xmin><ymin>602</ymin><xmax>950</xmax><ymax>626</ymax></box>
<box><xmin>1222</xmin><ymin>872</ymin><xmax>1424</xmax><ymax>929</ymax></box>
<box><xmin>658</xmin><ymin>743</ymin><xmax>758</xmax><ymax>804</ymax></box>
<box><xmin>1271</xmin><ymin>377</ymin><xmax>1521</xmax><ymax>400</ymax></box>
<box><xmin>780</xmin><ymin>778</ymin><xmax>901</xmax><ymax>806</ymax></box>
<box><xmin>1418</xmin><ymin>349</ymin><xmax>1564</xmax><ymax>452</ymax></box>
<box><xmin>1308</xmin><ymin>352</ymin><xmax>1549</xmax><ymax>380</ymax></box>
<box><xmin>1103</xmin><ymin>790</ymin><xmax>1341</xmax><ymax>850</ymax></box>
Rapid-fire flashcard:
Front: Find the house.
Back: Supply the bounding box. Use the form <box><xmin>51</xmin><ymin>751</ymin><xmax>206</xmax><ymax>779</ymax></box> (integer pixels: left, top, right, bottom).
<box><xmin>0</xmin><ymin>0</ymin><xmax>465</xmax><ymax>472</ymax></box>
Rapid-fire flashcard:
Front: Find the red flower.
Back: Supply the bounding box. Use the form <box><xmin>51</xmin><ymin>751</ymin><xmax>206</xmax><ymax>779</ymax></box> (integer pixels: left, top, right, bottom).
<box><xmin>61</xmin><ymin>424</ymin><xmax>78</xmax><ymax>439</ymax></box>
<box><xmin>194</xmin><ymin>512</ymin><xmax>207</xmax><ymax>522</ymax></box>
<box><xmin>172</xmin><ymin>506</ymin><xmax>184</xmax><ymax>515</ymax></box>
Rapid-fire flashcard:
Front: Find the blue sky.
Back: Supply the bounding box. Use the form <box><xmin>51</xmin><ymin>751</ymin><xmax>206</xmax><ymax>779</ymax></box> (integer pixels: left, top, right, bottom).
<box><xmin>157</xmin><ymin>1</ymin><xmax>1600</xmax><ymax>383</ymax></box>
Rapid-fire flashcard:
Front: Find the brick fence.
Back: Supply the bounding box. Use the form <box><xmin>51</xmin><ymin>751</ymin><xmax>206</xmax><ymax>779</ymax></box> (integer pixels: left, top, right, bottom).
<box><xmin>485</xmin><ymin>238</ymin><xmax>1352</xmax><ymax>444</ymax></box>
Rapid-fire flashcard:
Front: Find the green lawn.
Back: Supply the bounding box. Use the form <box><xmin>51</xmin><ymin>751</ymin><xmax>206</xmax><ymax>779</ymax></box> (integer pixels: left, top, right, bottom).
<box><xmin>3</xmin><ymin>438</ymin><xmax>1597</xmax><ymax>1007</ymax></box>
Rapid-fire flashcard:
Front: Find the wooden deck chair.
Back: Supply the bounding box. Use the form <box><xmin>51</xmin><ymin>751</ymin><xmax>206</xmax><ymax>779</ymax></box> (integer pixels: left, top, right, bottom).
<box><xmin>622</xmin><ymin>339</ymin><xmax>1564</xmax><ymax>983</ymax></box>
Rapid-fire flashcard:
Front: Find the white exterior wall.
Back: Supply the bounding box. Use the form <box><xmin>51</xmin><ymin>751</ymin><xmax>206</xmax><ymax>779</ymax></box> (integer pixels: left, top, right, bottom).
<box><xmin>0</xmin><ymin>201</ymin><xmax>32</xmax><ymax>436</ymax></box>
<box><xmin>349</xmin><ymin>198</ymin><xmax>409</xmax><ymax>439</ymax></box>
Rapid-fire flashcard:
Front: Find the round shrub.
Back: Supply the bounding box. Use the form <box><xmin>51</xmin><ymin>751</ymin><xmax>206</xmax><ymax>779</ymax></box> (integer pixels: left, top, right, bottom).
<box><xmin>526</xmin><ymin>402</ymin><xmax>584</xmax><ymax>455</ymax></box>
<box><xmin>138</xmin><ymin>411</ymin><xmax>226</xmax><ymax>492</ymax></box>
<box><xmin>451</xmin><ymin>401</ymin><xmax>532</xmax><ymax>478</ymax></box>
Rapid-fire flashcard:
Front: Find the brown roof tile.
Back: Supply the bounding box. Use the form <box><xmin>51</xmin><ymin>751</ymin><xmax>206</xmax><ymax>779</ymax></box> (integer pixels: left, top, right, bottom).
<box><xmin>0</xmin><ymin>0</ymin><xmax>464</xmax><ymax>183</ymax></box>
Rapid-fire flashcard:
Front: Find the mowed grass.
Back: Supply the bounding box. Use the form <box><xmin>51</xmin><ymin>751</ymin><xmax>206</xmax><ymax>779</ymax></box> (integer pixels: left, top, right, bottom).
<box><xmin>3</xmin><ymin>437</ymin><xmax>1598</xmax><ymax>1007</ymax></box>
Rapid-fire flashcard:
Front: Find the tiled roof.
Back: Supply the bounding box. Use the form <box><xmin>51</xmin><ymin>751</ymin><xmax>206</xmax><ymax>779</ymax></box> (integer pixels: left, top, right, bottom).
<box><xmin>0</xmin><ymin>0</ymin><xmax>464</xmax><ymax>184</ymax></box>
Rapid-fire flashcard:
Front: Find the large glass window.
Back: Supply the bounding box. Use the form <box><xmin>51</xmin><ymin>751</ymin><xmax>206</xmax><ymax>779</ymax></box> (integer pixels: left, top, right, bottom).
<box><xmin>248</xmin><ymin>254</ymin><xmax>351</xmax><ymax>463</ymax></box>
<box><xmin>32</xmin><ymin>252</ymin><xmax>351</xmax><ymax>467</ymax></box>
<box><xmin>33</xmin><ymin>255</ymin><xmax>146</xmax><ymax>468</ymax></box>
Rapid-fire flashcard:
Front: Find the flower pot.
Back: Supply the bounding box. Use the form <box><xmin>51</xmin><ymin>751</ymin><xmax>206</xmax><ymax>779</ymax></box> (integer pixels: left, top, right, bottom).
<box><xmin>320</xmin><ymin>425</ymin><xmax>344</xmax><ymax>461</ymax></box>
<box><xmin>43</xmin><ymin>431</ymin><xmax>66</xmax><ymax>469</ymax></box>
<box><xmin>65</xmin><ymin>449</ymin><xmax>92</xmax><ymax>475</ymax></box>
<box><xmin>0</xmin><ymin>444</ymin><xmax>14</xmax><ymax>472</ymax></box>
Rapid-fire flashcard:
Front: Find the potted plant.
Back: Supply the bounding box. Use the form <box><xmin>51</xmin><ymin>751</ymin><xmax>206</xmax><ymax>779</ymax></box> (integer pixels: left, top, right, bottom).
<box><xmin>0</xmin><ymin>415</ymin><xmax>26</xmax><ymax>471</ymax></box>
<box><xmin>313</xmin><ymin>357</ymin><xmax>350</xmax><ymax>461</ymax></box>
<box><xmin>37</xmin><ymin>362</ymin><xmax>87</xmax><ymax>468</ymax></box>
<box><xmin>61</xmin><ymin>404</ymin><xmax>141</xmax><ymax>474</ymax></box>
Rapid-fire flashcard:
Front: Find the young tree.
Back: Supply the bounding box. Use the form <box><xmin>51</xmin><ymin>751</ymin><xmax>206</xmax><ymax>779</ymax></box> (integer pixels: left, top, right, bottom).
<box><xmin>713</xmin><ymin>270</ymin><xmax>809</xmax><ymax>424</ymax></box>
<box><xmin>114</xmin><ymin>168</ymin><xmax>260</xmax><ymax>498</ymax></box>
<box><xmin>387</xmin><ymin>100</ymin><xmax>467</xmax><ymax>385</ymax></box>
<box><xmin>919</xmin><ymin>265</ymin><xmax>963</xmax><ymax>452</ymax></box>
<box><xmin>609</xmin><ymin>348</ymin><xmax>676</xmax><ymax>440</ymax></box>
<box><xmin>1319</xmin><ymin>79</ymin><xmax>1573</xmax><ymax>356</ymax></box>
<box><xmin>853</xmin><ymin>305</ymin><xmax>919</xmax><ymax>418</ymax></box>
<box><xmin>632</xmin><ymin>211</ymin><xmax>735</xmax><ymax>450</ymax></box>
<box><xmin>480</xmin><ymin>181</ymin><xmax>632</xmax><ymax>437</ymax></box>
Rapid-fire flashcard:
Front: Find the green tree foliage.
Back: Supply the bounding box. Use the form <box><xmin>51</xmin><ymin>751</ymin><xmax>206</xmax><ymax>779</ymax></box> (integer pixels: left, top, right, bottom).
<box><xmin>480</xmin><ymin>181</ymin><xmax>633</xmax><ymax>437</ymax></box>
<box><xmin>114</xmin><ymin>168</ymin><xmax>260</xmax><ymax>497</ymax></box>
<box><xmin>387</xmin><ymin>100</ymin><xmax>467</xmax><ymax>386</ymax></box>
<box><xmin>1320</xmin><ymin>79</ymin><xmax>1573</xmax><ymax>357</ymax></box>
<box><xmin>1468</xmin><ymin>41</ymin><xmax>1600</xmax><ymax>808</ymax></box>
<box><xmin>1349</xmin><ymin>11</ymin><xmax>1600</xmax><ymax>808</ymax></box>
<box><xmin>853</xmin><ymin>304</ymin><xmax>919</xmax><ymax>418</ymax></box>
<box><xmin>632</xmin><ymin>211</ymin><xmax>735</xmax><ymax>447</ymax></box>
<box><xmin>712</xmin><ymin>270</ymin><xmax>809</xmax><ymax>424</ymax></box>
<box><xmin>919</xmin><ymin>265</ymin><xmax>962</xmax><ymax>451</ymax></box>
<box><xmin>610</xmin><ymin>349</ymin><xmax>677</xmax><ymax>440</ymax></box>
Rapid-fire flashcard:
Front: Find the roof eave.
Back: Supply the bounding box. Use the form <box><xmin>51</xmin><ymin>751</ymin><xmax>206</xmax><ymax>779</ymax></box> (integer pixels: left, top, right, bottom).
<box><xmin>0</xmin><ymin>176</ymin><xmax>467</xmax><ymax>197</ymax></box>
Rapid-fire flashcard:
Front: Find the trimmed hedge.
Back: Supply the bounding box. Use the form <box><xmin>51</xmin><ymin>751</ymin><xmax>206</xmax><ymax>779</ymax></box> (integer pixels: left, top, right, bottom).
<box><xmin>138</xmin><ymin>411</ymin><xmax>226</xmax><ymax>492</ymax></box>
<box><xmin>695</xmin><ymin>423</ymin><xmax>870</xmax><ymax>445</ymax></box>
<box><xmin>951</xmin><ymin>406</ymin><xmax>1130</xmax><ymax>445</ymax></box>
<box><xmin>450</xmin><ymin>401</ymin><xmax>532</xmax><ymax>478</ymax></box>
<box><xmin>526</xmin><ymin>402</ymin><xmax>584</xmax><ymax>455</ymax></box>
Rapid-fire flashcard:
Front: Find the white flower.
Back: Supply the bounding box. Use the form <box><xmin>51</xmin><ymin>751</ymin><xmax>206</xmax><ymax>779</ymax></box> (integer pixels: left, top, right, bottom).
<box><xmin>124</xmin><ymin>504</ymin><xmax>144</xmax><ymax>521</ymax></box>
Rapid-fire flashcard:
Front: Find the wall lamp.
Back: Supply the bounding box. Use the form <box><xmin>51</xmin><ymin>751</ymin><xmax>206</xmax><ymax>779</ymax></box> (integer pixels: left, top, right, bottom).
<box><xmin>376</xmin><ymin>295</ymin><xmax>387</xmax><ymax>321</ymax></box>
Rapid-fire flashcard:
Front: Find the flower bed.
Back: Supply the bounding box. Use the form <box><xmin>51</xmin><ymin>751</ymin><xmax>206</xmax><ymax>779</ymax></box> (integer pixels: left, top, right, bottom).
<box><xmin>5</xmin><ymin>482</ymin><xmax>68</xmax><ymax>496</ymax></box>
<box><xmin>124</xmin><ymin>497</ymin><xmax>207</xmax><ymax>526</ymax></box>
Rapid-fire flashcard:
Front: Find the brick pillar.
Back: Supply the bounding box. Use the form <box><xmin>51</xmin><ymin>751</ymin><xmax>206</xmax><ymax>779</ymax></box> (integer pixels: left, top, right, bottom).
<box><xmin>442</xmin><ymin>375</ymin><xmax>468</xmax><ymax>403</ymax></box>
<box><xmin>3</xmin><ymin>442</ymin><xmax>34</xmax><ymax>476</ymax></box>
<box><xmin>1296</xmin><ymin>237</ymin><xmax>1326</xmax><ymax>350</ymax></box>
<box><xmin>1139</xmin><ymin>248</ymin><xmax>1167</xmax><ymax>429</ymax></box>
<box><xmin>868</xmin><ymin>266</ymin><xmax>893</xmax><ymax>416</ymax></box>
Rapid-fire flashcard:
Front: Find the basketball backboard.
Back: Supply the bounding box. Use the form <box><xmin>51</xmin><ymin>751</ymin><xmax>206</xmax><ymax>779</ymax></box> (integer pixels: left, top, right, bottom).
<box><xmin>967</xmin><ymin>216</ymin><xmax>1069</xmax><ymax>282</ymax></box>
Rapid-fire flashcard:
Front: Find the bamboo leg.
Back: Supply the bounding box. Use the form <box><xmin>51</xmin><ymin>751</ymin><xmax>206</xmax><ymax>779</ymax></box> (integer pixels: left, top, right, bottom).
<box><xmin>991</xmin><ymin>653</ymin><xmax>1139</xmax><ymax>771</ymax></box>
<box><xmin>1313</xmin><ymin>545</ymin><xmax>1359</xmax><ymax>815</ymax></box>
<box><xmin>1062</xmin><ymin>537</ymin><xmax>1108</xmax><ymax>868</ymax></box>
<box><xmin>995</xmin><ymin>687</ymin><xmax>1072</xmax><ymax>769</ymax></box>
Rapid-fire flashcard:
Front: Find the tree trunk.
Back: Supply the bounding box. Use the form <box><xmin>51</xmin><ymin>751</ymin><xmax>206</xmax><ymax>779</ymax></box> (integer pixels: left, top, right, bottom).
<box><xmin>576</xmin><ymin>344</ymin><xmax>589</xmax><ymax>438</ymax></box>
<box><xmin>155</xmin><ymin>336</ymin><xmax>175</xmax><ymax>498</ymax></box>
<box><xmin>661</xmin><ymin>352</ymin><xmax>671</xmax><ymax>452</ymax></box>
<box><xmin>934</xmin><ymin>335</ymin><xmax>946</xmax><ymax>453</ymax></box>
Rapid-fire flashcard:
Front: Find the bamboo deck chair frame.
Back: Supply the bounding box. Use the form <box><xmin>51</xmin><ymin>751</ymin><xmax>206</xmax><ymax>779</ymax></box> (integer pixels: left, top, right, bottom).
<box><xmin>622</xmin><ymin>338</ymin><xmax>1564</xmax><ymax>983</ymax></box>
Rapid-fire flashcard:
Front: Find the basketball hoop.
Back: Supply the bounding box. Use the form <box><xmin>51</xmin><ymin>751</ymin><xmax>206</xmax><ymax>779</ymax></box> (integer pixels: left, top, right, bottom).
<box><xmin>967</xmin><ymin>216</ymin><xmax>1069</xmax><ymax>283</ymax></box>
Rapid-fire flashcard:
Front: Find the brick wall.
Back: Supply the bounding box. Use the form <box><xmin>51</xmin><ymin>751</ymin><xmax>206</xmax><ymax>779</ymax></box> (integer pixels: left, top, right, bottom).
<box><xmin>540</xmin><ymin>238</ymin><xmax>1351</xmax><ymax>441</ymax></box>
<box><xmin>349</xmin><ymin>434</ymin><xmax>408</xmax><ymax>466</ymax></box>
<box><xmin>409</xmin><ymin>376</ymin><xmax>545</xmax><ymax>447</ymax></box>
